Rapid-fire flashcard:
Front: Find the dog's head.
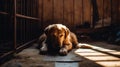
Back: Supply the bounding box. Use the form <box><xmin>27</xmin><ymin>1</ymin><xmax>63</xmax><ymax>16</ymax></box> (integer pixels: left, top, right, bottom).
<box><xmin>44</xmin><ymin>24</ymin><xmax>70</xmax><ymax>49</ymax></box>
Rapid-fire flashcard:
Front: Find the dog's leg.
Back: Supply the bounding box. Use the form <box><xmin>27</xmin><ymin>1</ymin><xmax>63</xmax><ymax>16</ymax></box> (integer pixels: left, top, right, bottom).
<box><xmin>70</xmin><ymin>32</ymin><xmax>80</xmax><ymax>48</ymax></box>
<box><xmin>39</xmin><ymin>42</ymin><xmax>48</xmax><ymax>54</ymax></box>
<box><xmin>59</xmin><ymin>42</ymin><xmax>72</xmax><ymax>56</ymax></box>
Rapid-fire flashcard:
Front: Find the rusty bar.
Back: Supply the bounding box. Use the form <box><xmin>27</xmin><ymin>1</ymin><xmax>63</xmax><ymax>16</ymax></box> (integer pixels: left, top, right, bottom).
<box><xmin>117</xmin><ymin>0</ymin><xmax>119</xmax><ymax>23</ymax></box>
<box><xmin>31</xmin><ymin>0</ymin><xmax>32</xmax><ymax>17</ymax></box>
<box><xmin>16</xmin><ymin>39</ymin><xmax>36</xmax><ymax>50</ymax></box>
<box><xmin>0</xmin><ymin>51</ymin><xmax>14</xmax><ymax>59</ymax></box>
<box><xmin>36</xmin><ymin>0</ymin><xmax>37</xmax><ymax>17</ymax></box>
<box><xmin>35</xmin><ymin>0</ymin><xmax>37</xmax><ymax>17</ymax></box>
<box><xmin>41</xmin><ymin>0</ymin><xmax>44</xmax><ymax>29</ymax></box>
<box><xmin>33</xmin><ymin>0</ymin><xmax>37</xmax><ymax>17</ymax></box>
<box><xmin>26</xmin><ymin>0</ymin><xmax>29</xmax><ymax>41</ymax></box>
<box><xmin>34</xmin><ymin>0</ymin><xmax>36</xmax><ymax>17</ymax></box>
<box><xmin>118</xmin><ymin>0</ymin><xmax>120</xmax><ymax>22</ymax></box>
<box><xmin>16</xmin><ymin>14</ymin><xmax>39</xmax><ymax>20</ymax></box>
<box><xmin>32</xmin><ymin>0</ymin><xmax>35</xmax><ymax>17</ymax></box>
<box><xmin>31</xmin><ymin>0</ymin><xmax>33</xmax><ymax>16</ymax></box>
<box><xmin>4</xmin><ymin>0</ymin><xmax>6</xmax><ymax>12</ymax></box>
<box><xmin>26</xmin><ymin>0</ymin><xmax>29</xmax><ymax>16</ymax></box>
<box><xmin>102</xmin><ymin>0</ymin><xmax>104</xmax><ymax>27</ymax></box>
<box><xmin>29</xmin><ymin>0</ymin><xmax>33</xmax><ymax>39</ymax></box>
<box><xmin>32</xmin><ymin>0</ymin><xmax>34</xmax><ymax>17</ymax></box>
<box><xmin>29</xmin><ymin>0</ymin><xmax>31</xmax><ymax>16</ymax></box>
<box><xmin>20</xmin><ymin>19</ymin><xmax>22</xmax><ymax>47</ymax></box>
<box><xmin>8</xmin><ymin>1</ymin><xmax>10</xmax><ymax>13</ymax></box>
<box><xmin>31</xmin><ymin>0</ymin><xmax>32</xmax><ymax>16</ymax></box>
<box><xmin>20</xmin><ymin>0</ymin><xmax>22</xmax><ymax>14</ymax></box>
<box><xmin>110</xmin><ymin>0</ymin><xmax>112</xmax><ymax>25</ymax></box>
<box><xmin>23</xmin><ymin>0</ymin><xmax>25</xmax><ymax>16</ymax></box>
<box><xmin>0</xmin><ymin>11</ymin><xmax>8</xmax><ymax>15</ymax></box>
<box><xmin>23</xmin><ymin>0</ymin><xmax>26</xmax><ymax>44</ymax></box>
<box><xmin>23</xmin><ymin>18</ymin><xmax>25</xmax><ymax>45</ymax></box>
<box><xmin>36</xmin><ymin>0</ymin><xmax>39</xmax><ymax>18</ymax></box>
<box><xmin>13</xmin><ymin>0</ymin><xmax>17</xmax><ymax>52</ymax></box>
<box><xmin>32</xmin><ymin>0</ymin><xmax>34</xmax><ymax>38</ymax></box>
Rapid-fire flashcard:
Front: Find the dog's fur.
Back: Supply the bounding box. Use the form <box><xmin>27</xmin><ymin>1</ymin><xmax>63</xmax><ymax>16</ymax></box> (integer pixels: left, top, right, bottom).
<box><xmin>38</xmin><ymin>24</ymin><xmax>80</xmax><ymax>55</ymax></box>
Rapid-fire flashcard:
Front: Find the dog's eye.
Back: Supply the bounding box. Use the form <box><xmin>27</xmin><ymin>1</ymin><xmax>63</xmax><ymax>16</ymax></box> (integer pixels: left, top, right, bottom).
<box><xmin>59</xmin><ymin>34</ymin><xmax>63</xmax><ymax>37</ymax></box>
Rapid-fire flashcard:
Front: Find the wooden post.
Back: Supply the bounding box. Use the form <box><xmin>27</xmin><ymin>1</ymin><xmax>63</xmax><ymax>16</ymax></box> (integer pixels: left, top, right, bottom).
<box><xmin>91</xmin><ymin>0</ymin><xmax>99</xmax><ymax>28</ymax></box>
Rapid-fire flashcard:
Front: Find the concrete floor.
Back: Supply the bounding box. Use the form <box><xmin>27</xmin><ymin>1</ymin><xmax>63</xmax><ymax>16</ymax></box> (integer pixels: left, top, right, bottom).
<box><xmin>1</xmin><ymin>41</ymin><xmax>120</xmax><ymax>67</ymax></box>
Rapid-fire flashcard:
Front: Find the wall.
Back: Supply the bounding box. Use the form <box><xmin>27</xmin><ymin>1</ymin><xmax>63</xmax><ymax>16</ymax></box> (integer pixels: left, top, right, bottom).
<box><xmin>38</xmin><ymin>0</ymin><xmax>120</xmax><ymax>30</ymax></box>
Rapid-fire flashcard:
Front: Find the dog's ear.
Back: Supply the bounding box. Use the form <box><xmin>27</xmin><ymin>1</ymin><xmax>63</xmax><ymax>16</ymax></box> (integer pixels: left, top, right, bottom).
<box><xmin>64</xmin><ymin>27</ymin><xmax>70</xmax><ymax>38</ymax></box>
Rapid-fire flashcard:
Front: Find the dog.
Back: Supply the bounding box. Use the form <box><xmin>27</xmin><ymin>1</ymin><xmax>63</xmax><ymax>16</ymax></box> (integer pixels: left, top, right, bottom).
<box><xmin>37</xmin><ymin>24</ymin><xmax>81</xmax><ymax>56</ymax></box>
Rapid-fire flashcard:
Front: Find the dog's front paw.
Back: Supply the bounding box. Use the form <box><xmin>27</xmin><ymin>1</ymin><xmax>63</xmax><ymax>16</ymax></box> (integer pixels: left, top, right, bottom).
<box><xmin>39</xmin><ymin>46</ymin><xmax>48</xmax><ymax>55</ymax></box>
<box><xmin>59</xmin><ymin>48</ymin><xmax>68</xmax><ymax>56</ymax></box>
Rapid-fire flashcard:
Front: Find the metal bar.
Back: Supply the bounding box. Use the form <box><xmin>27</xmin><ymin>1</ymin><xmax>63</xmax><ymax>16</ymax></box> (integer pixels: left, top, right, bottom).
<box><xmin>118</xmin><ymin>0</ymin><xmax>120</xmax><ymax>22</ymax></box>
<box><xmin>117</xmin><ymin>0</ymin><xmax>119</xmax><ymax>23</ymax></box>
<box><xmin>5</xmin><ymin>0</ymin><xmax>7</xmax><ymax>12</ymax></box>
<box><xmin>26</xmin><ymin>0</ymin><xmax>29</xmax><ymax>16</ymax></box>
<box><xmin>16</xmin><ymin>39</ymin><xmax>36</xmax><ymax>50</ymax></box>
<box><xmin>33</xmin><ymin>0</ymin><xmax>35</xmax><ymax>17</ymax></box>
<box><xmin>21</xmin><ymin>0</ymin><xmax>22</xmax><ymax>15</ymax></box>
<box><xmin>110</xmin><ymin>0</ymin><xmax>112</xmax><ymax>25</ymax></box>
<box><xmin>41</xmin><ymin>0</ymin><xmax>44</xmax><ymax>29</ymax></box>
<box><xmin>29</xmin><ymin>0</ymin><xmax>32</xmax><ymax>39</ymax></box>
<box><xmin>31</xmin><ymin>0</ymin><xmax>33</xmax><ymax>17</ymax></box>
<box><xmin>23</xmin><ymin>0</ymin><xmax>25</xmax><ymax>16</ymax></box>
<box><xmin>16</xmin><ymin>14</ymin><xmax>39</xmax><ymax>20</ymax></box>
<box><xmin>13</xmin><ymin>0</ymin><xmax>17</xmax><ymax>52</ymax></box>
<box><xmin>102</xmin><ymin>0</ymin><xmax>104</xmax><ymax>27</ymax></box>
<box><xmin>23</xmin><ymin>18</ymin><xmax>26</xmax><ymax>45</ymax></box>
<box><xmin>20</xmin><ymin>19</ymin><xmax>22</xmax><ymax>47</ymax></box>
<box><xmin>23</xmin><ymin>0</ymin><xmax>26</xmax><ymax>45</ymax></box>
<box><xmin>26</xmin><ymin>0</ymin><xmax>29</xmax><ymax>41</ymax></box>
<box><xmin>0</xmin><ymin>51</ymin><xmax>14</xmax><ymax>59</ymax></box>
<box><xmin>30</xmin><ymin>0</ymin><xmax>32</xmax><ymax>16</ymax></box>
<box><xmin>36</xmin><ymin>0</ymin><xmax>39</xmax><ymax>18</ymax></box>
<box><xmin>27</xmin><ymin>20</ymin><xmax>30</xmax><ymax>43</ymax></box>
<box><xmin>0</xmin><ymin>11</ymin><xmax>8</xmax><ymax>15</ymax></box>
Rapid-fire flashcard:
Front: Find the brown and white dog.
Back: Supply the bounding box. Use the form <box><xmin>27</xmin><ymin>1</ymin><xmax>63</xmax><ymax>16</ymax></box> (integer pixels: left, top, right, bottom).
<box><xmin>37</xmin><ymin>24</ymin><xmax>80</xmax><ymax>56</ymax></box>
